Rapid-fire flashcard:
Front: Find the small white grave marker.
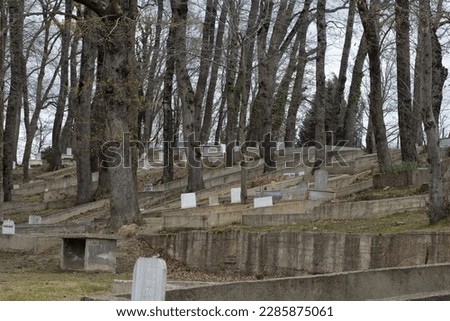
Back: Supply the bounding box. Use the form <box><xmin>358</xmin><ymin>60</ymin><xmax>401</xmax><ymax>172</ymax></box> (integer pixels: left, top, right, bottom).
<box><xmin>144</xmin><ymin>184</ymin><xmax>153</xmax><ymax>192</ymax></box>
<box><xmin>209</xmin><ymin>195</ymin><xmax>219</xmax><ymax>206</ymax></box>
<box><xmin>28</xmin><ymin>215</ymin><xmax>42</xmax><ymax>225</ymax></box>
<box><xmin>2</xmin><ymin>220</ymin><xmax>15</xmax><ymax>235</ymax></box>
<box><xmin>298</xmin><ymin>171</ymin><xmax>305</xmax><ymax>177</ymax></box>
<box><xmin>66</xmin><ymin>148</ymin><xmax>72</xmax><ymax>156</ymax></box>
<box><xmin>36</xmin><ymin>152</ymin><xmax>42</xmax><ymax>160</ymax></box>
<box><xmin>283</xmin><ymin>173</ymin><xmax>296</xmax><ymax>179</ymax></box>
<box><xmin>13</xmin><ymin>184</ymin><xmax>19</xmax><ymax>190</ymax></box>
<box><xmin>231</xmin><ymin>188</ymin><xmax>241</xmax><ymax>203</ymax></box>
<box><xmin>181</xmin><ymin>193</ymin><xmax>196</xmax><ymax>209</ymax></box>
<box><xmin>254</xmin><ymin>196</ymin><xmax>273</xmax><ymax>208</ymax></box>
<box><xmin>131</xmin><ymin>257</ymin><xmax>167</xmax><ymax>301</ymax></box>
<box><xmin>12</xmin><ymin>161</ymin><xmax>16</xmax><ymax>170</ymax></box>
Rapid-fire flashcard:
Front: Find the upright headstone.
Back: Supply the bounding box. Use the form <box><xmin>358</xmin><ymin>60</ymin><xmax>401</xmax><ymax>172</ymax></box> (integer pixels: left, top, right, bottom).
<box><xmin>314</xmin><ymin>169</ymin><xmax>329</xmax><ymax>191</ymax></box>
<box><xmin>283</xmin><ymin>173</ymin><xmax>296</xmax><ymax>179</ymax></box>
<box><xmin>12</xmin><ymin>161</ymin><xmax>16</xmax><ymax>170</ymax></box>
<box><xmin>230</xmin><ymin>188</ymin><xmax>241</xmax><ymax>203</ymax></box>
<box><xmin>28</xmin><ymin>215</ymin><xmax>42</xmax><ymax>225</ymax></box>
<box><xmin>2</xmin><ymin>220</ymin><xmax>15</xmax><ymax>235</ymax></box>
<box><xmin>254</xmin><ymin>196</ymin><xmax>273</xmax><ymax>208</ymax></box>
<box><xmin>66</xmin><ymin>148</ymin><xmax>72</xmax><ymax>156</ymax></box>
<box><xmin>144</xmin><ymin>183</ymin><xmax>153</xmax><ymax>192</ymax></box>
<box><xmin>131</xmin><ymin>257</ymin><xmax>167</xmax><ymax>301</ymax></box>
<box><xmin>209</xmin><ymin>195</ymin><xmax>219</xmax><ymax>206</ymax></box>
<box><xmin>181</xmin><ymin>193</ymin><xmax>196</xmax><ymax>209</ymax></box>
<box><xmin>36</xmin><ymin>152</ymin><xmax>42</xmax><ymax>160</ymax></box>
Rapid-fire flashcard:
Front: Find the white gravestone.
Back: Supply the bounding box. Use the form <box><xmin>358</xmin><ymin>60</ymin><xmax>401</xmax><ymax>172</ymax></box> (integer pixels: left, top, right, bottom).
<box><xmin>231</xmin><ymin>188</ymin><xmax>241</xmax><ymax>203</ymax></box>
<box><xmin>2</xmin><ymin>220</ymin><xmax>15</xmax><ymax>235</ymax></box>
<box><xmin>181</xmin><ymin>193</ymin><xmax>196</xmax><ymax>209</ymax></box>
<box><xmin>28</xmin><ymin>215</ymin><xmax>42</xmax><ymax>225</ymax></box>
<box><xmin>66</xmin><ymin>148</ymin><xmax>72</xmax><ymax>156</ymax></box>
<box><xmin>144</xmin><ymin>184</ymin><xmax>153</xmax><ymax>192</ymax></box>
<box><xmin>314</xmin><ymin>169</ymin><xmax>329</xmax><ymax>191</ymax></box>
<box><xmin>283</xmin><ymin>173</ymin><xmax>296</xmax><ymax>179</ymax></box>
<box><xmin>254</xmin><ymin>196</ymin><xmax>273</xmax><ymax>208</ymax></box>
<box><xmin>131</xmin><ymin>257</ymin><xmax>167</xmax><ymax>301</ymax></box>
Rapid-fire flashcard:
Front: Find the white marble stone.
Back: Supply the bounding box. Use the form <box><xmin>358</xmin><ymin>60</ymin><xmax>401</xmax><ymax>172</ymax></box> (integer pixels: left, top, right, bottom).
<box><xmin>2</xmin><ymin>220</ymin><xmax>15</xmax><ymax>235</ymax></box>
<box><xmin>231</xmin><ymin>188</ymin><xmax>241</xmax><ymax>203</ymax></box>
<box><xmin>181</xmin><ymin>193</ymin><xmax>196</xmax><ymax>209</ymax></box>
<box><xmin>28</xmin><ymin>215</ymin><xmax>42</xmax><ymax>225</ymax></box>
<box><xmin>254</xmin><ymin>196</ymin><xmax>273</xmax><ymax>208</ymax></box>
<box><xmin>131</xmin><ymin>257</ymin><xmax>167</xmax><ymax>301</ymax></box>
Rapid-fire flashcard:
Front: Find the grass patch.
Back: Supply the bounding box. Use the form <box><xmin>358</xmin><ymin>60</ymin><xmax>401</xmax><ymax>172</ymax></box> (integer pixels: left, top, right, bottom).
<box><xmin>212</xmin><ymin>211</ymin><xmax>450</xmax><ymax>235</ymax></box>
<box><xmin>381</xmin><ymin>161</ymin><xmax>427</xmax><ymax>174</ymax></box>
<box><xmin>348</xmin><ymin>185</ymin><xmax>425</xmax><ymax>201</ymax></box>
<box><xmin>0</xmin><ymin>271</ymin><xmax>131</xmax><ymax>301</ymax></box>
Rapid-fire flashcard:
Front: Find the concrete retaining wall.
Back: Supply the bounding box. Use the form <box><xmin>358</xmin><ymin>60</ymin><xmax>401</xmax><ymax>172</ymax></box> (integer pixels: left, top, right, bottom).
<box><xmin>166</xmin><ymin>264</ymin><xmax>450</xmax><ymax>301</ymax></box>
<box><xmin>0</xmin><ymin>234</ymin><xmax>60</xmax><ymax>253</ymax></box>
<box><xmin>162</xmin><ymin>201</ymin><xmax>320</xmax><ymax>231</ymax></box>
<box><xmin>373</xmin><ymin>169</ymin><xmax>428</xmax><ymax>189</ymax></box>
<box><xmin>143</xmin><ymin>231</ymin><xmax>450</xmax><ymax>275</ymax></box>
<box><xmin>312</xmin><ymin>195</ymin><xmax>427</xmax><ymax>220</ymax></box>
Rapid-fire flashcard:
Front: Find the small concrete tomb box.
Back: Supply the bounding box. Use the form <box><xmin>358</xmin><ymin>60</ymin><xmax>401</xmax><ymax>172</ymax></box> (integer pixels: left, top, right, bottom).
<box><xmin>2</xmin><ymin>220</ymin><xmax>15</xmax><ymax>235</ymax></box>
<box><xmin>181</xmin><ymin>193</ymin><xmax>197</xmax><ymax>209</ymax></box>
<box><xmin>131</xmin><ymin>257</ymin><xmax>167</xmax><ymax>301</ymax></box>
<box><xmin>61</xmin><ymin>234</ymin><xmax>118</xmax><ymax>272</ymax></box>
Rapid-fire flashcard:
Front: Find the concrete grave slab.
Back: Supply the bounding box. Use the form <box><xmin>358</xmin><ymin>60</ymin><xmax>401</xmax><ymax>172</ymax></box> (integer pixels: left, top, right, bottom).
<box><xmin>131</xmin><ymin>257</ymin><xmax>167</xmax><ymax>301</ymax></box>
<box><xmin>308</xmin><ymin>190</ymin><xmax>336</xmax><ymax>201</ymax></box>
<box><xmin>181</xmin><ymin>193</ymin><xmax>197</xmax><ymax>209</ymax></box>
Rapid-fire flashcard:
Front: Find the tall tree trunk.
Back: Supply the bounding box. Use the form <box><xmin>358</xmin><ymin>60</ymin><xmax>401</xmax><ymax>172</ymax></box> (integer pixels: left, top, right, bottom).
<box><xmin>314</xmin><ymin>0</ymin><xmax>327</xmax><ymax>164</ymax></box>
<box><xmin>395</xmin><ymin>0</ymin><xmax>418</xmax><ymax>162</ymax></box>
<box><xmin>335</xmin><ymin>0</ymin><xmax>356</xmax><ymax>139</ymax></box>
<box><xmin>23</xmin><ymin>5</ymin><xmax>60</xmax><ymax>182</ymax></box>
<box><xmin>141</xmin><ymin>0</ymin><xmax>163</xmax><ymax>147</ymax></box>
<box><xmin>235</xmin><ymin>0</ymin><xmax>259</xmax><ymax>145</ymax></box>
<box><xmin>193</xmin><ymin>0</ymin><xmax>217</xmax><ymax>129</ymax></box>
<box><xmin>343</xmin><ymin>32</ymin><xmax>367</xmax><ymax>145</ymax></box>
<box><xmin>4</xmin><ymin>0</ymin><xmax>24</xmax><ymax>202</ymax></box>
<box><xmin>60</xmin><ymin>14</ymin><xmax>80</xmax><ymax>154</ymax></box>
<box><xmin>357</xmin><ymin>0</ymin><xmax>391</xmax><ymax>170</ymax></box>
<box><xmin>0</xmin><ymin>0</ymin><xmax>6</xmax><ymax>202</ymax></box>
<box><xmin>171</xmin><ymin>0</ymin><xmax>205</xmax><ymax>192</ymax></box>
<box><xmin>75</xmin><ymin>8</ymin><xmax>95</xmax><ymax>205</ymax></box>
<box><xmin>162</xmin><ymin>22</ymin><xmax>176</xmax><ymax>183</ymax></box>
<box><xmin>284</xmin><ymin>0</ymin><xmax>312</xmax><ymax>146</ymax></box>
<box><xmin>50</xmin><ymin>0</ymin><xmax>73</xmax><ymax>171</ymax></box>
<box><xmin>419</xmin><ymin>0</ymin><xmax>446</xmax><ymax>224</ymax></box>
<box><xmin>200</xmin><ymin>2</ymin><xmax>228</xmax><ymax>143</ymax></box>
<box><xmin>431</xmin><ymin>29</ymin><xmax>448</xmax><ymax>128</ymax></box>
<box><xmin>224</xmin><ymin>0</ymin><xmax>239</xmax><ymax>167</ymax></box>
<box><xmin>75</xmin><ymin>0</ymin><xmax>141</xmax><ymax>228</ymax></box>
